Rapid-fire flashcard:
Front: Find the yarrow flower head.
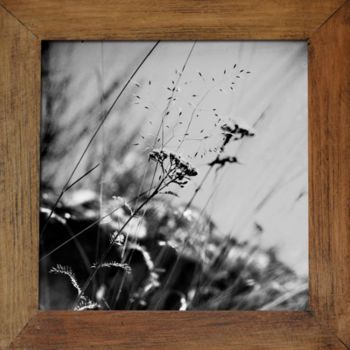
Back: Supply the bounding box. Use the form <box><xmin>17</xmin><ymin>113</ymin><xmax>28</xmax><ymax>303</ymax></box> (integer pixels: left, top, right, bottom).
<box><xmin>168</xmin><ymin>152</ymin><xmax>198</xmax><ymax>177</ymax></box>
<box><xmin>149</xmin><ymin>149</ymin><xmax>168</xmax><ymax>164</ymax></box>
<box><xmin>221</xmin><ymin>119</ymin><xmax>255</xmax><ymax>139</ymax></box>
<box><xmin>149</xmin><ymin>149</ymin><xmax>198</xmax><ymax>188</ymax></box>
<box><xmin>220</xmin><ymin>119</ymin><xmax>255</xmax><ymax>150</ymax></box>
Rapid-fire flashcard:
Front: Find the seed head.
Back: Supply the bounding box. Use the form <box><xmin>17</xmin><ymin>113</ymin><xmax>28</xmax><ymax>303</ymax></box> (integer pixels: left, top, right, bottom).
<box><xmin>149</xmin><ymin>149</ymin><xmax>198</xmax><ymax>187</ymax></box>
<box><xmin>220</xmin><ymin>119</ymin><xmax>255</xmax><ymax>140</ymax></box>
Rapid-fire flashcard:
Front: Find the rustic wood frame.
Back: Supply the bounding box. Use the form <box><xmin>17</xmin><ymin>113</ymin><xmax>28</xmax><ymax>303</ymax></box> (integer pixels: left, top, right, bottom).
<box><xmin>1</xmin><ymin>1</ymin><xmax>349</xmax><ymax>349</ymax></box>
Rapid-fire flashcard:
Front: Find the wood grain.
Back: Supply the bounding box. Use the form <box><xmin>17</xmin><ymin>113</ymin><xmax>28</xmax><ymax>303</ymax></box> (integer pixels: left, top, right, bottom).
<box><xmin>10</xmin><ymin>311</ymin><xmax>347</xmax><ymax>349</ymax></box>
<box><xmin>0</xmin><ymin>0</ymin><xmax>347</xmax><ymax>40</ymax></box>
<box><xmin>309</xmin><ymin>0</ymin><xmax>350</xmax><ymax>346</ymax></box>
<box><xmin>0</xmin><ymin>5</ymin><xmax>40</xmax><ymax>349</ymax></box>
<box><xmin>0</xmin><ymin>0</ymin><xmax>350</xmax><ymax>348</ymax></box>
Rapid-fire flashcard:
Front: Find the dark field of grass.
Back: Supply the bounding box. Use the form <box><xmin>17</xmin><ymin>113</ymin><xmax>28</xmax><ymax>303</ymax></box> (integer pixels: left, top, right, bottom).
<box><xmin>40</xmin><ymin>190</ymin><xmax>307</xmax><ymax>310</ymax></box>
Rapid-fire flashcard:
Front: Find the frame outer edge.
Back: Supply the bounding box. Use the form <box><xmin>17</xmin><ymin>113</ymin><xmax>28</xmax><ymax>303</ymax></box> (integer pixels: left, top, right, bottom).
<box><xmin>0</xmin><ymin>0</ymin><xmax>349</xmax><ymax>348</ymax></box>
<box><xmin>0</xmin><ymin>5</ymin><xmax>40</xmax><ymax>349</ymax></box>
<box><xmin>10</xmin><ymin>311</ymin><xmax>348</xmax><ymax>349</ymax></box>
<box><xmin>309</xmin><ymin>0</ymin><xmax>350</xmax><ymax>346</ymax></box>
<box><xmin>0</xmin><ymin>0</ymin><xmax>347</xmax><ymax>40</ymax></box>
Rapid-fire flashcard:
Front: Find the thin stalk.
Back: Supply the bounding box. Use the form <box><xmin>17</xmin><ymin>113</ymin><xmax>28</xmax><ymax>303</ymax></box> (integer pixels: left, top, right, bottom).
<box><xmin>41</xmin><ymin>41</ymin><xmax>160</xmax><ymax>235</ymax></box>
<box><xmin>72</xmin><ymin>181</ymin><xmax>164</xmax><ymax>308</ymax></box>
<box><xmin>40</xmin><ymin>206</ymin><xmax>123</xmax><ymax>261</ymax></box>
<box><xmin>259</xmin><ymin>284</ymin><xmax>308</xmax><ymax>310</ymax></box>
<box><xmin>184</xmin><ymin>166</ymin><xmax>212</xmax><ymax>211</ymax></box>
<box><xmin>94</xmin><ymin>41</ymin><xmax>106</xmax><ymax>295</ymax></box>
<box><xmin>108</xmin><ymin>43</ymin><xmax>197</xmax><ymax>307</ymax></box>
<box><xmin>63</xmin><ymin>163</ymin><xmax>100</xmax><ymax>192</ymax></box>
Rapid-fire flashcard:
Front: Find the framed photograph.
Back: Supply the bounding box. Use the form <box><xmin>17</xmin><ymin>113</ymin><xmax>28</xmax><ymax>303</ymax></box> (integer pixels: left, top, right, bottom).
<box><xmin>1</xmin><ymin>1</ymin><xmax>349</xmax><ymax>349</ymax></box>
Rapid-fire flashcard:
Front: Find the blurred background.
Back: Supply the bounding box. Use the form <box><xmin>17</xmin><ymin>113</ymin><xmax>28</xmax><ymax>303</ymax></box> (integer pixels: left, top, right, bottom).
<box><xmin>40</xmin><ymin>41</ymin><xmax>308</xmax><ymax>310</ymax></box>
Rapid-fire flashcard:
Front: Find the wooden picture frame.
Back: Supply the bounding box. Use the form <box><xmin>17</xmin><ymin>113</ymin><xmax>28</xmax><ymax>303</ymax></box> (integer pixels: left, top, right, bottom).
<box><xmin>1</xmin><ymin>1</ymin><xmax>349</xmax><ymax>348</ymax></box>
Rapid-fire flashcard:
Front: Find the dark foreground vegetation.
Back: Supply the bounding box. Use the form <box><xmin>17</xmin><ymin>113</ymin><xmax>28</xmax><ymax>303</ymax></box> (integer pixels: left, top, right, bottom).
<box><xmin>40</xmin><ymin>190</ymin><xmax>307</xmax><ymax>311</ymax></box>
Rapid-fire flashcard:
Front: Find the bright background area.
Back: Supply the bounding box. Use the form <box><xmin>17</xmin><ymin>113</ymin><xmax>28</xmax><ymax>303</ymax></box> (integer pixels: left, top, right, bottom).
<box><xmin>42</xmin><ymin>41</ymin><xmax>308</xmax><ymax>276</ymax></box>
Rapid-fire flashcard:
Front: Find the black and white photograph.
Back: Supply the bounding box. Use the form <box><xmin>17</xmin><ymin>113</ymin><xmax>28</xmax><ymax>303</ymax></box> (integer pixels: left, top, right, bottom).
<box><xmin>40</xmin><ymin>41</ymin><xmax>308</xmax><ymax>311</ymax></box>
